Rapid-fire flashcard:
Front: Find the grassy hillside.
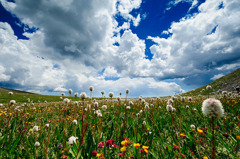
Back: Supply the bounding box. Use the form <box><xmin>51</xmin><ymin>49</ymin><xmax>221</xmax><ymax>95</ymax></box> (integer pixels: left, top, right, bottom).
<box><xmin>184</xmin><ymin>68</ymin><xmax>240</xmax><ymax>96</ymax></box>
<box><xmin>0</xmin><ymin>91</ymin><xmax>81</xmax><ymax>104</ymax></box>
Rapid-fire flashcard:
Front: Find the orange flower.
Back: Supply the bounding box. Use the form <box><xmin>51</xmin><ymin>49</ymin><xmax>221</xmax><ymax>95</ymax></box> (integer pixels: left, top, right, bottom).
<box><xmin>180</xmin><ymin>133</ymin><xmax>186</xmax><ymax>137</ymax></box>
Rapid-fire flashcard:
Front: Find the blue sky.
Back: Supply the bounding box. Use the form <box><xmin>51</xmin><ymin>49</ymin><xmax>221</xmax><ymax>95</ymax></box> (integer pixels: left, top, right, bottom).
<box><xmin>0</xmin><ymin>0</ymin><xmax>240</xmax><ymax>97</ymax></box>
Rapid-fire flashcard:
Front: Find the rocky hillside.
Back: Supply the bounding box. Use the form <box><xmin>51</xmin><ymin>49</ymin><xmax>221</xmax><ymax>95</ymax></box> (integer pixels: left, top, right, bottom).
<box><xmin>184</xmin><ymin>68</ymin><xmax>240</xmax><ymax>96</ymax></box>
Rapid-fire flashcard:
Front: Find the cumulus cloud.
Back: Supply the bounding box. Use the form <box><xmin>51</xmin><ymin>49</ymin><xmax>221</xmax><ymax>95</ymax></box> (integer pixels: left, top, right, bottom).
<box><xmin>0</xmin><ymin>0</ymin><xmax>239</xmax><ymax>96</ymax></box>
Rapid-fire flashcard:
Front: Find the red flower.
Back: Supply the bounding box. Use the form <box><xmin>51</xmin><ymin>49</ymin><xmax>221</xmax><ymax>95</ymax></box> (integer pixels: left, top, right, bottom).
<box><xmin>118</xmin><ymin>153</ymin><xmax>123</xmax><ymax>157</ymax></box>
<box><xmin>92</xmin><ymin>150</ymin><xmax>97</xmax><ymax>156</ymax></box>
<box><xmin>112</xmin><ymin>144</ymin><xmax>119</xmax><ymax>148</ymax></box>
<box><xmin>106</xmin><ymin>139</ymin><xmax>114</xmax><ymax>147</ymax></box>
<box><xmin>98</xmin><ymin>141</ymin><xmax>104</xmax><ymax>148</ymax></box>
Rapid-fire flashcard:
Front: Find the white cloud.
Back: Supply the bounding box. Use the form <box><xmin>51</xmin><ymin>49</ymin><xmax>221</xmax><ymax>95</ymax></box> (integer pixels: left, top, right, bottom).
<box><xmin>1</xmin><ymin>0</ymin><xmax>239</xmax><ymax>96</ymax></box>
<box><xmin>210</xmin><ymin>73</ymin><xmax>224</xmax><ymax>80</ymax></box>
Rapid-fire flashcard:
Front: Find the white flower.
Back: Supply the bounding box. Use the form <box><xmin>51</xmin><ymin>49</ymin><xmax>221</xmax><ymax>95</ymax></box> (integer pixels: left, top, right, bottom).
<box><xmin>102</xmin><ymin>105</ymin><xmax>107</xmax><ymax>111</ymax></box>
<box><xmin>172</xmin><ymin>108</ymin><xmax>176</xmax><ymax>112</ymax></box>
<box><xmin>129</xmin><ymin>101</ymin><xmax>134</xmax><ymax>106</ymax></box>
<box><xmin>97</xmin><ymin>112</ymin><xmax>102</xmax><ymax>117</ymax></box>
<box><xmin>94</xmin><ymin>102</ymin><xmax>98</xmax><ymax>107</ymax></box>
<box><xmin>167</xmin><ymin>99</ymin><xmax>173</xmax><ymax>105</ymax></box>
<box><xmin>139</xmin><ymin>110</ymin><xmax>143</xmax><ymax>113</ymax></box>
<box><xmin>68</xmin><ymin>136</ymin><xmax>78</xmax><ymax>145</ymax></box>
<box><xmin>80</xmin><ymin>92</ymin><xmax>87</xmax><ymax>100</ymax></box>
<box><xmin>61</xmin><ymin>93</ymin><xmax>65</xmax><ymax>96</ymax></box>
<box><xmin>126</xmin><ymin>89</ymin><xmax>129</xmax><ymax>94</ymax></box>
<box><xmin>0</xmin><ymin>104</ymin><xmax>3</xmax><ymax>107</ymax></box>
<box><xmin>8</xmin><ymin>92</ymin><xmax>13</xmax><ymax>95</ymax></box>
<box><xmin>193</xmin><ymin>108</ymin><xmax>197</xmax><ymax>111</ymax></box>
<box><xmin>150</xmin><ymin>104</ymin><xmax>154</xmax><ymax>107</ymax></box>
<box><xmin>74</xmin><ymin>92</ymin><xmax>78</xmax><ymax>97</ymax></box>
<box><xmin>206</xmin><ymin>85</ymin><xmax>212</xmax><ymax>90</ymax></box>
<box><xmin>60</xmin><ymin>97</ymin><xmax>63</xmax><ymax>100</ymax></box>
<box><xmin>144</xmin><ymin>104</ymin><xmax>149</xmax><ymax>110</ymax></box>
<box><xmin>190</xmin><ymin>124</ymin><xmax>195</xmax><ymax>129</ymax></box>
<box><xmin>94</xmin><ymin>109</ymin><xmax>101</xmax><ymax>115</ymax></box>
<box><xmin>126</xmin><ymin>106</ymin><xmax>131</xmax><ymax>110</ymax></box>
<box><xmin>33</xmin><ymin>126</ymin><xmax>39</xmax><ymax>132</ymax></box>
<box><xmin>63</xmin><ymin>98</ymin><xmax>70</xmax><ymax>104</ymax></box>
<box><xmin>188</xmin><ymin>97</ymin><xmax>192</xmax><ymax>101</ymax></box>
<box><xmin>136</xmin><ymin>113</ymin><xmax>140</xmax><ymax>117</ymax></box>
<box><xmin>101</xmin><ymin>91</ymin><xmax>105</xmax><ymax>95</ymax></box>
<box><xmin>10</xmin><ymin>100</ymin><xmax>16</xmax><ymax>105</ymax></box>
<box><xmin>202</xmin><ymin>98</ymin><xmax>224</xmax><ymax>118</ymax></box>
<box><xmin>117</xmin><ymin>96</ymin><xmax>121</xmax><ymax>101</ymax></box>
<box><xmin>72</xmin><ymin>120</ymin><xmax>77</xmax><ymax>125</ymax></box>
<box><xmin>68</xmin><ymin>89</ymin><xmax>73</xmax><ymax>95</ymax></box>
<box><xmin>89</xmin><ymin>86</ymin><xmax>94</xmax><ymax>92</ymax></box>
<box><xmin>45</xmin><ymin>124</ymin><xmax>49</xmax><ymax>128</ymax></box>
<box><xmin>35</xmin><ymin>142</ymin><xmax>40</xmax><ymax>147</ymax></box>
<box><xmin>166</xmin><ymin>105</ymin><xmax>173</xmax><ymax>112</ymax></box>
<box><xmin>109</xmin><ymin>92</ymin><xmax>114</xmax><ymax>98</ymax></box>
<box><xmin>142</xmin><ymin>121</ymin><xmax>146</xmax><ymax>125</ymax></box>
<box><xmin>186</xmin><ymin>105</ymin><xmax>189</xmax><ymax>109</ymax></box>
<box><xmin>28</xmin><ymin>98</ymin><xmax>31</xmax><ymax>102</ymax></box>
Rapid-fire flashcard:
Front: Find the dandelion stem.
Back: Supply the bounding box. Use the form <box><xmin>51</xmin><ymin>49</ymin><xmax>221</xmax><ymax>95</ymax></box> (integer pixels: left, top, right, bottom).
<box><xmin>211</xmin><ymin>117</ymin><xmax>216</xmax><ymax>159</ymax></box>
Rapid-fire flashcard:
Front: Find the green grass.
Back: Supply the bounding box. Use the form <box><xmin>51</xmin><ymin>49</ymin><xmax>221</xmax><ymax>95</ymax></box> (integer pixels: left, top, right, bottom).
<box><xmin>0</xmin><ymin>96</ymin><xmax>239</xmax><ymax>158</ymax></box>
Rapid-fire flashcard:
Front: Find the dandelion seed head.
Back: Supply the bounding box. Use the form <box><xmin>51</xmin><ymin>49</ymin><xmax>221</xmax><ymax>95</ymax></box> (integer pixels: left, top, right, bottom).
<box><xmin>68</xmin><ymin>136</ymin><xmax>78</xmax><ymax>145</ymax></box>
<box><xmin>35</xmin><ymin>142</ymin><xmax>40</xmax><ymax>147</ymax></box>
<box><xmin>202</xmin><ymin>98</ymin><xmax>224</xmax><ymax>118</ymax></box>
<box><xmin>89</xmin><ymin>86</ymin><xmax>94</xmax><ymax>92</ymax></box>
<box><xmin>80</xmin><ymin>92</ymin><xmax>87</xmax><ymax>100</ymax></box>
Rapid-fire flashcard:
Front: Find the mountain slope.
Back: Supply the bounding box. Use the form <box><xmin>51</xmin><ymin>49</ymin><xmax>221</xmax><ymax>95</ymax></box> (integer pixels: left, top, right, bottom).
<box><xmin>0</xmin><ymin>87</ymin><xmax>36</xmax><ymax>94</ymax></box>
<box><xmin>184</xmin><ymin>68</ymin><xmax>240</xmax><ymax>96</ymax></box>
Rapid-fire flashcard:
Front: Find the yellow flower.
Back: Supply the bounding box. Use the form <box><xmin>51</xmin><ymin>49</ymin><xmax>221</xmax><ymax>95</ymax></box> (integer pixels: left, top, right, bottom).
<box><xmin>134</xmin><ymin>143</ymin><xmax>140</xmax><ymax>149</ymax></box>
<box><xmin>29</xmin><ymin>129</ymin><xmax>33</xmax><ymax>133</ymax></box>
<box><xmin>197</xmin><ymin>128</ymin><xmax>203</xmax><ymax>133</ymax></box>
<box><xmin>97</xmin><ymin>153</ymin><xmax>102</xmax><ymax>157</ymax></box>
<box><xmin>180</xmin><ymin>133</ymin><xmax>186</xmax><ymax>137</ymax></box>
<box><xmin>203</xmin><ymin>157</ymin><xmax>208</xmax><ymax>159</ymax></box>
<box><xmin>147</xmin><ymin>128</ymin><xmax>150</xmax><ymax>131</ymax></box>
<box><xmin>142</xmin><ymin>146</ymin><xmax>149</xmax><ymax>153</ymax></box>
<box><xmin>121</xmin><ymin>140</ymin><xmax>127</xmax><ymax>146</ymax></box>
<box><xmin>120</xmin><ymin>146</ymin><xmax>126</xmax><ymax>152</ymax></box>
<box><xmin>237</xmin><ymin>136</ymin><xmax>240</xmax><ymax>140</ymax></box>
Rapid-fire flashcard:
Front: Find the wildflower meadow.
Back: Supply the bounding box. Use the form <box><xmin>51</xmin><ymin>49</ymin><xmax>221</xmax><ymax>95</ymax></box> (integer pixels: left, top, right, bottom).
<box><xmin>0</xmin><ymin>87</ymin><xmax>239</xmax><ymax>159</ymax></box>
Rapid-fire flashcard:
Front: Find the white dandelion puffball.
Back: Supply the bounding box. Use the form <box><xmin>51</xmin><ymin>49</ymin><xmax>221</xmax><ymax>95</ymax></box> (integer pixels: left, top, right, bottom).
<box><xmin>89</xmin><ymin>86</ymin><xmax>94</xmax><ymax>91</ymax></box>
<box><xmin>63</xmin><ymin>98</ymin><xmax>70</xmax><ymax>104</ymax></box>
<box><xmin>60</xmin><ymin>97</ymin><xmax>63</xmax><ymax>100</ymax></box>
<box><xmin>202</xmin><ymin>98</ymin><xmax>224</xmax><ymax>118</ymax></box>
<box><xmin>172</xmin><ymin>108</ymin><xmax>176</xmax><ymax>112</ymax></box>
<box><xmin>102</xmin><ymin>105</ymin><xmax>107</xmax><ymax>111</ymax></box>
<box><xmin>120</xmin><ymin>92</ymin><xmax>122</xmax><ymax>95</ymax></box>
<box><xmin>61</xmin><ymin>93</ymin><xmax>65</xmax><ymax>96</ymax></box>
<box><xmin>35</xmin><ymin>142</ymin><xmax>40</xmax><ymax>147</ymax></box>
<box><xmin>10</xmin><ymin>100</ymin><xmax>16</xmax><ymax>105</ymax></box>
<box><xmin>143</xmin><ymin>121</ymin><xmax>146</xmax><ymax>125</ymax></box>
<box><xmin>68</xmin><ymin>136</ymin><xmax>78</xmax><ymax>145</ymax></box>
<box><xmin>97</xmin><ymin>112</ymin><xmax>102</xmax><ymax>117</ymax></box>
<box><xmin>190</xmin><ymin>124</ymin><xmax>195</xmax><ymax>129</ymax></box>
<box><xmin>206</xmin><ymin>85</ymin><xmax>212</xmax><ymax>90</ymax></box>
<box><xmin>126</xmin><ymin>106</ymin><xmax>131</xmax><ymax>110</ymax></box>
<box><xmin>117</xmin><ymin>96</ymin><xmax>121</xmax><ymax>101</ymax></box>
<box><xmin>8</xmin><ymin>92</ymin><xmax>13</xmax><ymax>95</ymax></box>
<box><xmin>33</xmin><ymin>126</ymin><xmax>39</xmax><ymax>132</ymax></box>
<box><xmin>45</xmin><ymin>124</ymin><xmax>49</xmax><ymax>128</ymax></box>
<box><xmin>101</xmin><ymin>91</ymin><xmax>105</xmax><ymax>95</ymax></box>
<box><xmin>72</xmin><ymin>120</ymin><xmax>77</xmax><ymax>125</ymax></box>
<box><xmin>74</xmin><ymin>92</ymin><xmax>78</xmax><ymax>97</ymax></box>
<box><xmin>126</xmin><ymin>89</ymin><xmax>129</xmax><ymax>94</ymax></box>
<box><xmin>109</xmin><ymin>92</ymin><xmax>114</xmax><ymax>98</ymax></box>
<box><xmin>80</xmin><ymin>92</ymin><xmax>87</xmax><ymax>100</ymax></box>
<box><xmin>94</xmin><ymin>102</ymin><xmax>98</xmax><ymax>107</ymax></box>
<box><xmin>129</xmin><ymin>101</ymin><xmax>134</xmax><ymax>106</ymax></box>
<box><xmin>68</xmin><ymin>89</ymin><xmax>73</xmax><ymax>95</ymax></box>
<box><xmin>166</xmin><ymin>105</ymin><xmax>173</xmax><ymax>112</ymax></box>
<box><xmin>167</xmin><ymin>99</ymin><xmax>173</xmax><ymax>105</ymax></box>
<box><xmin>186</xmin><ymin>105</ymin><xmax>189</xmax><ymax>109</ymax></box>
